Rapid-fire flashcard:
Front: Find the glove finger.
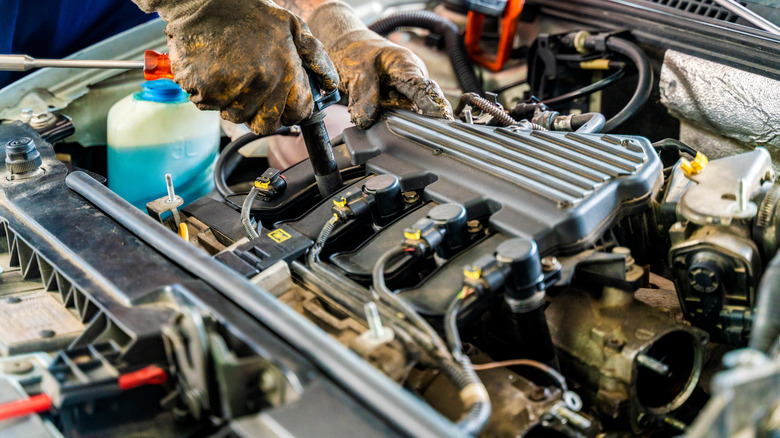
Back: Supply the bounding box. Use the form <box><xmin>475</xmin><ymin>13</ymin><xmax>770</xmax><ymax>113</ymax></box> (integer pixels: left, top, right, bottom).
<box><xmin>219</xmin><ymin>87</ymin><xmax>261</xmax><ymax>125</ymax></box>
<box><xmin>347</xmin><ymin>74</ymin><xmax>381</xmax><ymax>129</ymax></box>
<box><xmin>245</xmin><ymin>79</ymin><xmax>291</xmax><ymax>135</ymax></box>
<box><xmin>281</xmin><ymin>62</ymin><xmax>315</xmax><ymax>127</ymax></box>
<box><xmin>290</xmin><ymin>16</ymin><xmax>340</xmax><ymax>92</ymax></box>
<box><xmin>380</xmin><ymin>50</ymin><xmax>453</xmax><ymax>119</ymax></box>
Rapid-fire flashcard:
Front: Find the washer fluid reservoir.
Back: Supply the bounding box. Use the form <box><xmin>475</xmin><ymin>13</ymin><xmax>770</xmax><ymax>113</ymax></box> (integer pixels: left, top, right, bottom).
<box><xmin>107</xmin><ymin>79</ymin><xmax>220</xmax><ymax>209</ymax></box>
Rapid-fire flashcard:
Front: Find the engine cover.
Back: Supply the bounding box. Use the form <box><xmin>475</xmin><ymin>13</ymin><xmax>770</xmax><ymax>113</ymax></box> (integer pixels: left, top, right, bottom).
<box><xmin>344</xmin><ymin>111</ymin><xmax>662</xmax><ymax>255</ymax></box>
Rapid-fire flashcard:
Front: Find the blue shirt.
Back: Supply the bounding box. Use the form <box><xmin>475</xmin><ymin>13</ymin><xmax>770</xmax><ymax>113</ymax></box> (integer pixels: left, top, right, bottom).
<box><xmin>0</xmin><ymin>0</ymin><xmax>156</xmax><ymax>88</ymax></box>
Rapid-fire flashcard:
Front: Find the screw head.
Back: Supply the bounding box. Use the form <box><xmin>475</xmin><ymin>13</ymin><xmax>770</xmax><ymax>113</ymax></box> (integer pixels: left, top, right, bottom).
<box><xmin>541</xmin><ymin>256</ymin><xmax>561</xmax><ymax>272</ymax></box>
<box><xmin>466</xmin><ymin>220</ymin><xmax>483</xmax><ymax>234</ymax></box>
<box><xmin>402</xmin><ymin>191</ymin><xmax>420</xmax><ymax>204</ymax></box>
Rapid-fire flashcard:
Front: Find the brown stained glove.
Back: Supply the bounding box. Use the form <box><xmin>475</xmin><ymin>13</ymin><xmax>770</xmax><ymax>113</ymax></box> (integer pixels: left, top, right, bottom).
<box><xmin>308</xmin><ymin>1</ymin><xmax>453</xmax><ymax>129</ymax></box>
<box><xmin>132</xmin><ymin>0</ymin><xmax>339</xmax><ymax>135</ymax></box>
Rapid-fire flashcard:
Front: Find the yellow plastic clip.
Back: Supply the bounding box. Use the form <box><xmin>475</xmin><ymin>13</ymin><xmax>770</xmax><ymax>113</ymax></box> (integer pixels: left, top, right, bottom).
<box><xmin>463</xmin><ymin>266</ymin><xmax>482</xmax><ymax>280</ymax></box>
<box><xmin>404</xmin><ymin>229</ymin><xmax>422</xmax><ymax>241</ymax></box>
<box><xmin>680</xmin><ymin>152</ymin><xmax>709</xmax><ymax>176</ymax></box>
<box><xmin>254</xmin><ymin>180</ymin><xmax>270</xmax><ymax>190</ymax></box>
<box><xmin>333</xmin><ymin>196</ymin><xmax>347</xmax><ymax>208</ymax></box>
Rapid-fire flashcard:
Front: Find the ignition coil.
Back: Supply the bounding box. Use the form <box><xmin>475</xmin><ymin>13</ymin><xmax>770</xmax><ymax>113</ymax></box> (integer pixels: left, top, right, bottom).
<box><xmin>402</xmin><ymin>203</ymin><xmax>469</xmax><ymax>259</ymax></box>
<box><xmin>495</xmin><ymin>238</ymin><xmax>561</xmax><ymax>367</ymax></box>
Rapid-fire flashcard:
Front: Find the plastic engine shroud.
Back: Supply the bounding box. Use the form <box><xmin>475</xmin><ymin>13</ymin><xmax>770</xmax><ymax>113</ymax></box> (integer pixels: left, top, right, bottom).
<box><xmin>343</xmin><ymin>110</ymin><xmax>662</xmax><ymax>255</ymax></box>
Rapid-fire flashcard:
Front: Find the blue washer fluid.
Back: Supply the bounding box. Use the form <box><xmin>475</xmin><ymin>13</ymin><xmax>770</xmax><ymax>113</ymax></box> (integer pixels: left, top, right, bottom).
<box><xmin>106</xmin><ymin>79</ymin><xmax>221</xmax><ymax>210</ymax></box>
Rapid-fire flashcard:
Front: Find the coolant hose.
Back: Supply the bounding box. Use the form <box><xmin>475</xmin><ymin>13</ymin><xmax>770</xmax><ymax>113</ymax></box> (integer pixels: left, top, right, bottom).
<box><xmin>369</xmin><ymin>11</ymin><xmax>483</xmax><ymax>94</ymax></box>
<box><xmin>750</xmin><ymin>250</ymin><xmax>780</xmax><ymax>352</ymax></box>
<box><xmin>599</xmin><ymin>37</ymin><xmax>653</xmax><ymax>132</ymax></box>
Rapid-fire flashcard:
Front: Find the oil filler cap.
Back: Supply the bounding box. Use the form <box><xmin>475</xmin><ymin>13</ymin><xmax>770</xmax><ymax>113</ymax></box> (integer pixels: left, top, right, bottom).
<box><xmin>5</xmin><ymin>137</ymin><xmax>42</xmax><ymax>175</ymax></box>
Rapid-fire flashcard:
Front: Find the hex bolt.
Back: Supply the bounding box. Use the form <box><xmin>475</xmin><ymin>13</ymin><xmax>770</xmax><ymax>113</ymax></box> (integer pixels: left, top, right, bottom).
<box><xmin>364</xmin><ymin>302</ymin><xmax>384</xmax><ymax>340</ymax></box>
<box><xmin>637</xmin><ymin>353</ymin><xmax>670</xmax><ymax>377</ymax></box>
<box><xmin>541</xmin><ymin>256</ymin><xmax>561</xmax><ymax>272</ymax></box>
<box><xmin>402</xmin><ymin>191</ymin><xmax>420</xmax><ymax>204</ymax></box>
<box><xmin>165</xmin><ymin>173</ymin><xmax>176</xmax><ymax>204</ymax></box>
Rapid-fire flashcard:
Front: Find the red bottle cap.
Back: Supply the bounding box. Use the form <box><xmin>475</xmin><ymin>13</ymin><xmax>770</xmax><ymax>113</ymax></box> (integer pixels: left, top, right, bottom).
<box><xmin>144</xmin><ymin>50</ymin><xmax>173</xmax><ymax>80</ymax></box>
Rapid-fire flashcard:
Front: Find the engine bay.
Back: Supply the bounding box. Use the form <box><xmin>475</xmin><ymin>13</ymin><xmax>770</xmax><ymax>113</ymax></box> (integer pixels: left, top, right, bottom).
<box><xmin>0</xmin><ymin>1</ymin><xmax>779</xmax><ymax>437</ymax></box>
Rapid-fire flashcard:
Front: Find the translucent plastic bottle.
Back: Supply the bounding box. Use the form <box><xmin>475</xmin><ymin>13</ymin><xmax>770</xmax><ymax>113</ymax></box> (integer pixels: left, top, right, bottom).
<box><xmin>106</xmin><ymin>79</ymin><xmax>220</xmax><ymax>210</ymax></box>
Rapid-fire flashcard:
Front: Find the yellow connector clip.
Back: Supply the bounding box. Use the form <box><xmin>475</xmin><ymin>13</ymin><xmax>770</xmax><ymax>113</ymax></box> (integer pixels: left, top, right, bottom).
<box><xmin>254</xmin><ymin>180</ymin><xmax>270</xmax><ymax>190</ymax></box>
<box><xmin>333</xmin><ymin>196</ymin><xmax>347</xmax><ymax>208</ymax></box>
<box><xmin>463</xmin><ymin>266</ymin><xmax>482</xmax><ymax>280</ymax></box>
<box><xmin>404</xmin><ymin>229</ymin><xmax>421</xmax><ymax>241</ymax></box>
<box><xmin>680</xmin><ymin>152</ymin><xmax>709</xmax><ymax>176</ymax></box>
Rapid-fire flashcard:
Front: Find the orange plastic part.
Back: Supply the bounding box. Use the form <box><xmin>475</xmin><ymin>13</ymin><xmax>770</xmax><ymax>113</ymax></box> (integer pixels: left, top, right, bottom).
<box><xmin>464</xmin><ymin>0</ymin><xmax>525</xmax><ymax>72</ymax></box>
<box><xmin>0</xmin><ymin>394</ymin><xmax>52</xmax><ymax>421</ymax></box>
<box><xmin>117</xmin><ymin>365</ymin><xmax>167</xmax><ymax>390</ymax></box>
<box><xmin>144</xmin><ymin>50</ymin><xmax>174</xmax><ymax>80</ymax></box>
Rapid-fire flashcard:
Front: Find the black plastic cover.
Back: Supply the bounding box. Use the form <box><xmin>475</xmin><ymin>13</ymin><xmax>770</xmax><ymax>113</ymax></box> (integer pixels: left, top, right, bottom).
<box><xmin>343</xmin><ymin>111</ymin><xmax>662</xmax><ymax>255</ymax></box>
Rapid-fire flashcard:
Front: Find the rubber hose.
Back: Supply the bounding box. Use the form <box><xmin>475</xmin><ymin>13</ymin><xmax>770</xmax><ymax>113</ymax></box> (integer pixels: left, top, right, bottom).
<box><xmin>369</xmin><ymin>11</ymin><xmax>483</xmax><ymax>94</ymax></box>
<box><xmin>572</xmin><ymin>112</ymin><xmax>606</xmax><ymax>133</ymax></box>
<box><xmin>600</xmin><ymin>37</ymin><xmax>653</xmax><ymax>132</ymax></box>
<box><xmin>750</xmin><ymin>250</ymin><xmax>780</xmax><ymax>352</ymax></box>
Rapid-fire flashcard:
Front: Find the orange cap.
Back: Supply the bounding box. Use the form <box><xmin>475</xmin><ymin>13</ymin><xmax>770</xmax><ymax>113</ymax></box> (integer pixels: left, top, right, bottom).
<box><xmin>144</xmin><ymin>50</ymin><xmax>173</xmax><ymax>80</ymax></box>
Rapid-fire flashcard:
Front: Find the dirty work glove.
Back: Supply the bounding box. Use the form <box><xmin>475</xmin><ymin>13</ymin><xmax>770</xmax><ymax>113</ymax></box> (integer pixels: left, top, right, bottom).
<box><xmin>308</xmin><ymin>1</ymin><xmax>453</xmax><ymax>129</ymax></box>
<box><xmin>132</xmin><ymin>0</ymin><xmax>339</xmax><ymax>135</ymax></box>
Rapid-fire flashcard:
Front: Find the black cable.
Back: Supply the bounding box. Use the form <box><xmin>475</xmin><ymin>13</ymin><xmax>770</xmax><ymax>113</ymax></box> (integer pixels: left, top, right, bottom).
<box><xmin>369</xmin><ymin>11</ymin><xmax>483</xmax><ymax>94</ymax></box>
<box><xmin>373</xmin><ymin>246</ymin><xmax>450</xmax><ymax>355</ymax></box>
<box><xmin>492</xmin><ymin>79</ymin><xmax>528</xmax><ymax>95</ymax></box>
<box><xmin>214</xmin><ymin>126</ymin><xmax>297</xmax><ymax>209</ymax></box>
<box><xmin>541</xmin><ymin>67</ymin><xmax>626</xmax><ymax>107</ymax></box>
<box><xmin>443</xmin><ymin>291</ymin><xmax>492</xmax><ymax>436</ymax></box>
<box><xmin>653</xmin><ymin>138</ymin><xmax>698</xmax><ymax>157</ymax></box>
<box><xmin>601</xmin><ymin>37</ymin><xmax>653</xmax><ymax>132</ymax></box>
<box><xmin>445</xmin><ymin>292</ymin><xmax>466</xmax><ymax>360</ymax></box>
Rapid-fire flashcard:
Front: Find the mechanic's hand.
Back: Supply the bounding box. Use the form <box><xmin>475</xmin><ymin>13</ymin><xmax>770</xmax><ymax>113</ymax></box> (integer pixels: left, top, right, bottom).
<box><xmin>134</xmin><ymin>0</ymin><xmax>339</xmax><ymax>135</ymax></box>
<box><xmin>309</xmin><ymin>2</ymin><xmax>452</xmax><ymax>129</ymax></box>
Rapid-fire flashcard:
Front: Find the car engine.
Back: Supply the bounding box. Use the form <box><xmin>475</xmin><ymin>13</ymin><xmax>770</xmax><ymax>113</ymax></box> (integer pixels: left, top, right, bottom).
<box><xmin>0</xmin><ymin>1</ymin><xmax>779</xmax><ymax>437</ymax></box>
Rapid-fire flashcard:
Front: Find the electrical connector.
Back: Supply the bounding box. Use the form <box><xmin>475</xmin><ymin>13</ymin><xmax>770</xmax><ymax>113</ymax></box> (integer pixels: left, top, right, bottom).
<box><xmin>331</xmin><ymin>190</ymin><xmax>370</xmax><ymax>222</ymax></box>
<box><xmin>254</xmin><ymin>168</ymin><xmax>287</xmax><ymax>201</ymax></box>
